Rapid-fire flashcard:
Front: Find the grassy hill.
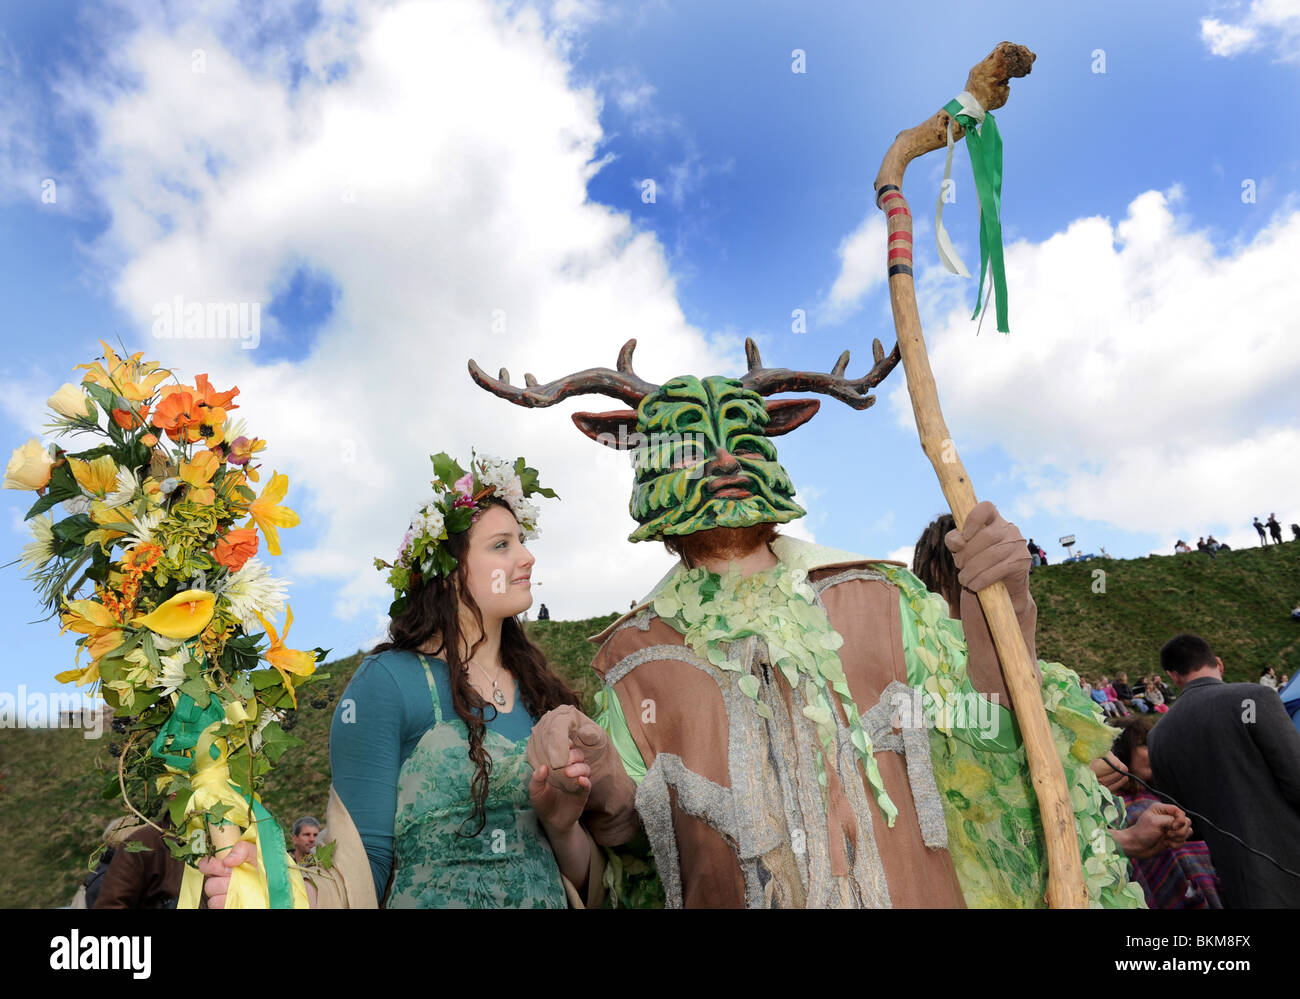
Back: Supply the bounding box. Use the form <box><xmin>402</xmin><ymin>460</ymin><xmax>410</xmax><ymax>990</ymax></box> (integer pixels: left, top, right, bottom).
<box><xmin>2</xmin><ymin>545</ymin><xmax>1296</xmax><ymax>908</ymax></box>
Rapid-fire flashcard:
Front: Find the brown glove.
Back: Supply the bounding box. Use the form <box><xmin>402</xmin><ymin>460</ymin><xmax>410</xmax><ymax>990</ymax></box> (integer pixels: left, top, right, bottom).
<box><xmin>944</xmin><ymin>500</ymin><xmax>1038</xmax><ymax>708</ymax></box>
<box><xmin>526</xmin><ymin>705</ymin><xmax>641</xmax><ymax>847</ymax></box>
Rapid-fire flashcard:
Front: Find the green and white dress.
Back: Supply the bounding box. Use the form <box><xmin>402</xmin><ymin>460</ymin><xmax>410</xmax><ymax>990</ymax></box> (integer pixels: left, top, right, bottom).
<box><xmin>330</xmin><ymin>650</ymin><xmax>568</xmax><ymax>909</ymax></box>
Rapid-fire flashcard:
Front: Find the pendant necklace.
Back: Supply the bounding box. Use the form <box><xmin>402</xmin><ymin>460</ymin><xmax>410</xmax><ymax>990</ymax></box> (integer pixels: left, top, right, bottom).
<box><xmin>470</xmin><ymin>659</ymin><xmax>508</xmax><ymax>708</ymax></box>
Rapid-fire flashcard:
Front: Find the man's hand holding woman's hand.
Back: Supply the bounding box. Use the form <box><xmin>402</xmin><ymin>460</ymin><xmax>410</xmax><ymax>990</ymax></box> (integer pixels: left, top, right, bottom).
<box><xmin>527</xmin><ymin>706</ymin><xmax>601</xmax><ymax>834</ymax></box>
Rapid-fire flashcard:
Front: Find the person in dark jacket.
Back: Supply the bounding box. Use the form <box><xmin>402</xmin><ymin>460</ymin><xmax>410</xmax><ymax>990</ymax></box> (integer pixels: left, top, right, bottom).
<box><xmin>93</xmin><ymin>818</ymin><xmax>187</xmax><ymax>909</ymax></box>
<box><xmin>1148</xmin><ymin>633</ymin><xmax>1300</xmax><ymax>907</ymax></box>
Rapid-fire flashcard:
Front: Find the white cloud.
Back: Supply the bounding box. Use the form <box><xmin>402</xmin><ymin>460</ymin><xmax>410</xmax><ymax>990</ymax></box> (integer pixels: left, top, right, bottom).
<box><xmin>1200</xmin><ymin>1</ymin><xmax>1300</xmax><ymax>61</ymax></box>
<box><xmin>821</xmin><ymin>214</ymin><xmax>888</xmax><ymax>322</ymax></box>
<box><xmin>884</xmin><ymin>544</ymin><xmax>914</xmax><ymax>566</ymax></box>
<box><xmin>887</xmin><ymin>186</ymin><xmax>1300</xmax><ymax>544</ymax></box>
<box><xmin>49</xmin><ymin>0</ymin><xmax>733</xmax><ymax>624</ymax></box>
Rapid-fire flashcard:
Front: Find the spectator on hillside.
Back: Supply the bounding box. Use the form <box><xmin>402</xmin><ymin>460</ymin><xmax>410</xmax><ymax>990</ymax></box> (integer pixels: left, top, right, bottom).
<box><xmin>1267</xmin><ymin>514</ymin><xmax>1283</xmax><ymax>544</ymax></box>
<box><xmin>1254</xmin><ymin>517</ymin><xmax>1268</xmax><ymax>545</ymax></box>
<box><xmin>1140</xmin><ymin>675</ymin><xmax>1168</xmax><ymax>714</ymax></box>
<box><xmin>1099</xmin><ymin>676</ymin><xmax>1127</xmax><ymax>718</ymax></box>
<box><xmin>1148</xmin><ymin>633</ymin><xmax>1300</xmax><ymax>907</ymax></box>
<box><xmin>1291</xmin><ymin>523</ymin><xmax>1299</xmax><ymax>542</ymax></box>
<box><xmin>537</xmin><ymin>603</ymin><xmax>550</xmax><ymax>621</ymax></box>
<box><xmin>1113</xmin><ymin>671</ymin><xmax>1148</xmax><ymax>713</ymax></box>
<box><xmin>1281</xmin><ymin>674</ymin><xmax>1291</xmax><ymax>691</ymax></box>
<box><xmin>1027</xmin><ymin>538</ymin><xmax>1041</xmax><ymax>568</ymax></box>
<box><xmin>1095</xmin><ymin>716</ymin><xmax>1221</xmax><ymax>909</ymax></box>
<box><xmin>1196</xmin><ymin>537</ymin><xmax>1207</xmax><ymax>552</ymax></box>
<box><xmin>291</xmin><ymin>816</ymin><xmax>321</xmax><ymax>863</ymax></box>
<box><xmin>1038</xmin><ymin>546</ymin><xmax>1048</xmax><ymax>565</ymax></box>
<box><xmin>1205</xmin><ymin>535</ymin><xmax>1222</xmax><ymax>558</ymax></box>
<box><xmin>1260</xmin><ymin>667</ymin><xmax>1278</xmax><ymax>691</ymax></box>
<box><xmin>1174</xmin><ymin>540</ymin><xmax>1191</xmax><ymax>554</ymax></box>
<box><xmin>1089</xmin><ymin>677</ymin><xmax>1116</xmax><ymax>717</ymax></box>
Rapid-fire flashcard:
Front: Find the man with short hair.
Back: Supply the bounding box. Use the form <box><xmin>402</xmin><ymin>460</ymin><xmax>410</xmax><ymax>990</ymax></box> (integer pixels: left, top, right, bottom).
<box><xmin>1148</xmin><ymin>633</ymin><xmax>1300</xmax><ymax>907</ymax></box>
<box><xmin>292</xmin><ymin>816</ymin><xmax>321</xmax><ymax>864</ymax></box>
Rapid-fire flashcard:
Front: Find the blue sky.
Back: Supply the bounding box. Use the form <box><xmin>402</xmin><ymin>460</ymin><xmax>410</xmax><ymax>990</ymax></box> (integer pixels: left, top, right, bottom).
<box><xmin>1</xmin><ymin>0</ymin><xmax>1297</xmax><ymax>706</ymax></box>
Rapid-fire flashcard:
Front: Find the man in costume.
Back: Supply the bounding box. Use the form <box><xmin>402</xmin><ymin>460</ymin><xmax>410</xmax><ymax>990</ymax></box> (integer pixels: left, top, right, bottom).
<box><xmin>473</xmin><ymin>339</ymin><xmax>1148</xmax><ymax>908</ymax></box>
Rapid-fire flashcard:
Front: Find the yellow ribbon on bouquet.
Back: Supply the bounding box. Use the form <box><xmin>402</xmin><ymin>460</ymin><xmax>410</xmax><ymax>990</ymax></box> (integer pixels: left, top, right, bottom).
<box><xmin>169</xmin><ymin>698</ymin><xmax>309</xmax><ymax>909</ymax></box>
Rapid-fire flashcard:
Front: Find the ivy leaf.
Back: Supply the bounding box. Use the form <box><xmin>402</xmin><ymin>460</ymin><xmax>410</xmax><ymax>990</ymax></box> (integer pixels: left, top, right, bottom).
<box><xmin>313</xmin><ymin>840</ymin><xmax>336</xmax><ymax>869</ymax></box>
<box><xmin>122</xmin><ymin>840</ymin><xmax>153</xmax><ymax>854</ymax></box>
<box><xmin>169</xmin><ymin>789</ymin><xmax>195</xmax><ymax>827</ymax></box>
<box><xmin>258</xmin><ymin>720</ymin><xmax>303</xmax><ymax>764</ymax></box>
<box><xmin>179</xmin><ymin>677</ymin><xmax>210</xmax><ymax>708</ymax></box>
<box><xmin>250</xmin><ymin>668</ymin><xmax>283</xmax><ymax>690</ymax></box>
<box><xmin>230</xmin><ymin>672</ymin><xmax>254</xmax><ymax>700</ymax></box>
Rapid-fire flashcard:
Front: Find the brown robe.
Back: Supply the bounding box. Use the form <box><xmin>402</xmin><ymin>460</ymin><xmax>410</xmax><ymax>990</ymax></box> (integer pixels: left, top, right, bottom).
<box><xmin>591</xmin><ymin>541</ymin><xmax>1022</xmax><ymax>908</ymax></box>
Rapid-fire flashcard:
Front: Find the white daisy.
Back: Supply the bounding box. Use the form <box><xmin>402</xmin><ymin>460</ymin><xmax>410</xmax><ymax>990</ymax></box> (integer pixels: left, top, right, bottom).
<box><xmin>153</xmin><ymin>650</ymin><xmax>189</xmax><ymax>698</ymax></box>
<box><xmin>103</xmin><ymin>466</ymin><xmax>140</xmax><ymax>508</ymax></box>
<box><xmin>222</xmin><ymin>558</ymin><xmax>289</xmax><ymax>632</ymax></box>
<box><xmin>20</xmin><ymin>513</ymin><xmax>56</xmax><ymax>573</ymax></box>
<box><xmin>125</xmin><ymin>508</ymin><xmax>166</xmax><ymax>546</ymax></box>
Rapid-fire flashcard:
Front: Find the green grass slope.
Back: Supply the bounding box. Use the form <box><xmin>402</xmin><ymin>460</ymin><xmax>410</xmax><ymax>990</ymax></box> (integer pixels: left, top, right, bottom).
<box><xmin>2</xmin><ymin>549</ymin><xmax>1295</xmax><ymax>908</ymax></box>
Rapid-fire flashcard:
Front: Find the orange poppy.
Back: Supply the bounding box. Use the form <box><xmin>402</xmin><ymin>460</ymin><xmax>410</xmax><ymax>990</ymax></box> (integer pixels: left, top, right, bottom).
<box><xmin>193</xmin><ymin>374</ymin><xmax>239</xmax><ymax>448</ymax></box>
<box><xmin>151</xmin><ymin>386</ymin><xmax>204</xmax><ymax>443</ymax></box>
<box><xmin>212</xmin><ymin>527</ymin><xmax>259</xmax><ymax>572</ymax></box>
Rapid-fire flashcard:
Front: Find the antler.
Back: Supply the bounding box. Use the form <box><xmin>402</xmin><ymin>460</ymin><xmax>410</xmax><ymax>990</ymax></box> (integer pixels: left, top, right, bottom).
<box><xmin>737</xmin><ymin>337</ymin><xmax>901</xmax><ymax>410</ymax></box>
<box><xmin>468</xmin><ymin>338</ymin><xmax>660</xmax><ymax>409</ymax></box>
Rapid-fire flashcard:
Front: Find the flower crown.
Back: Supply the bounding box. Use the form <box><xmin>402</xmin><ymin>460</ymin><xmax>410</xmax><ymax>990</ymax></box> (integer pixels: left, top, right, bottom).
<box><xmin>375</xmin><ymin>451</ymin><xmax>556</xmax><ymax>616</ymax></box>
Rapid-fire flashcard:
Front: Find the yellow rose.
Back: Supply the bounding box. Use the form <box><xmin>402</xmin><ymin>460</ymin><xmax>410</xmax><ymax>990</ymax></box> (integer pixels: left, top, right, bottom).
<box><xmin>47</xmin><ymin>383</ymin><xmax>94</xmax><ymax>421</ymax></box>
<box><xmin>3</xmin><ymin>439</ymin><xmax>55</xmax><ymax>491</ymax></box>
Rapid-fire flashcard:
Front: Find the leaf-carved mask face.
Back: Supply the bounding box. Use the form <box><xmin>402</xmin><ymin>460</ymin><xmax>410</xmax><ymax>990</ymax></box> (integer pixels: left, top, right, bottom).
<box><xmin>626</xmin><ymin>375</ymin><xmax>807</xmax><ymax>542</ymax></box>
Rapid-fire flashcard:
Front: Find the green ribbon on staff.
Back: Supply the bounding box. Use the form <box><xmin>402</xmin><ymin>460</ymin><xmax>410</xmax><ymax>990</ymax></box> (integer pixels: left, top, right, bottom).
<box><xmin>942</xmin><ymin>93</ymin><xmax>1009</xmax><ymax>333</ymax></box>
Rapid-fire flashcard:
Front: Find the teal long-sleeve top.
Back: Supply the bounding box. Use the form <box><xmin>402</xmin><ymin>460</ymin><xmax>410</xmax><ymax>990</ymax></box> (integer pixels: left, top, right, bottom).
<box><xmin>329</xmin><ymin>648</ymin><xmax>538</xmax><ymax>901</ymax></box>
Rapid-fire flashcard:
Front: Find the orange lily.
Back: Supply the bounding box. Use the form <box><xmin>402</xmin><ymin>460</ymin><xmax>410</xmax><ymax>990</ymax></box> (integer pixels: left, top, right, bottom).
<box><xmin>178</xmin><ymin>449</ymin><xmax>221</xmax><ymax>505</ymax></box>
<box><xmin>76</xmin><ymin>340</ymin><xmax>170</xmax><ymax>403</ymax></box>
<box><xmin>246</xmin><ymin>471</ymin><xmax>299</xmax><ymax>556</ymax></box>
<box><xmin>56</xmin><ymin>599</ymin><xmax>124</xmax><ymax>685</ymax></box>
<box><xmin>253</xmin><ymin>606</ymin><xmax>316</xmax><ymax>707</ymax></box>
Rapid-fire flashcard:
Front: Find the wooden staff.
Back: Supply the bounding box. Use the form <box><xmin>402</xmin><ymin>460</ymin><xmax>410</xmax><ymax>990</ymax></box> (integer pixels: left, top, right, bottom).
<box><xmin>874</xmin><ymin>42</ymin><xmax>1087</xmax><ymax>908</ymax></box>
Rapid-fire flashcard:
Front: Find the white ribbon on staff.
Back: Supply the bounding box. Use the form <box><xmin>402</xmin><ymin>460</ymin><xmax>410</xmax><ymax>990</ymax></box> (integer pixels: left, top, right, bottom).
<box><xmin>935</xmin><ymin>90</ymin><xmax>986</xmax><ymax>278</ymax></box>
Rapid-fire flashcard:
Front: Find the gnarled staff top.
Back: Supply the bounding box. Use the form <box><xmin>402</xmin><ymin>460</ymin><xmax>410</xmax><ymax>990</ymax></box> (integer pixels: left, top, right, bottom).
<box><xmin>468</xmin><ymin>337</ymin><xmax>901</xmax><ymax>413</ymax></box>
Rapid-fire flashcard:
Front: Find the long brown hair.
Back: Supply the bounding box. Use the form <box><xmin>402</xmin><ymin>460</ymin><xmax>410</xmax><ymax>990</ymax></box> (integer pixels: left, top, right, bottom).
<box><xmin>912</xmin><ymin>513</ymin><xmax>960</xmax><ymax>610</ymax></box>
<box><xmin>372</xmin><ymin>497</ymin><xmax>579</xmax><ymax>836</ymax></box>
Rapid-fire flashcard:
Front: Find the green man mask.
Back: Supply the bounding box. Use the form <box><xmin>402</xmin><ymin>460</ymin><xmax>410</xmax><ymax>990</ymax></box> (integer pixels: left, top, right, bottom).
<box><xmin>625</xmin><ymin>375</ymin><xmax>806</xmax><ymax>541</ymax></box>
<box><xmin>468</xmin><ymin>338</ymin><xmax>899</xmax><ymax>542</ymax></box>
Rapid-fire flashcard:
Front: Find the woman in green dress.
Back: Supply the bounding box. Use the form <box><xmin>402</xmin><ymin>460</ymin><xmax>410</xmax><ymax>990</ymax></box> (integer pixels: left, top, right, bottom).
<box><xmin>201</xmin><ymin>453</ymin><xmax>608</xmax><ymax>907</ymax></box>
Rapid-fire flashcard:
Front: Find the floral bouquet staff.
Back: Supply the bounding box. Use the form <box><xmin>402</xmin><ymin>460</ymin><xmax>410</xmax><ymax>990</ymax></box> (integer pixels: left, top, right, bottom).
<box><xmin>5</xmin><ymin>340</ymin><xmax>324</xmax><ymax>908</ymax></box>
